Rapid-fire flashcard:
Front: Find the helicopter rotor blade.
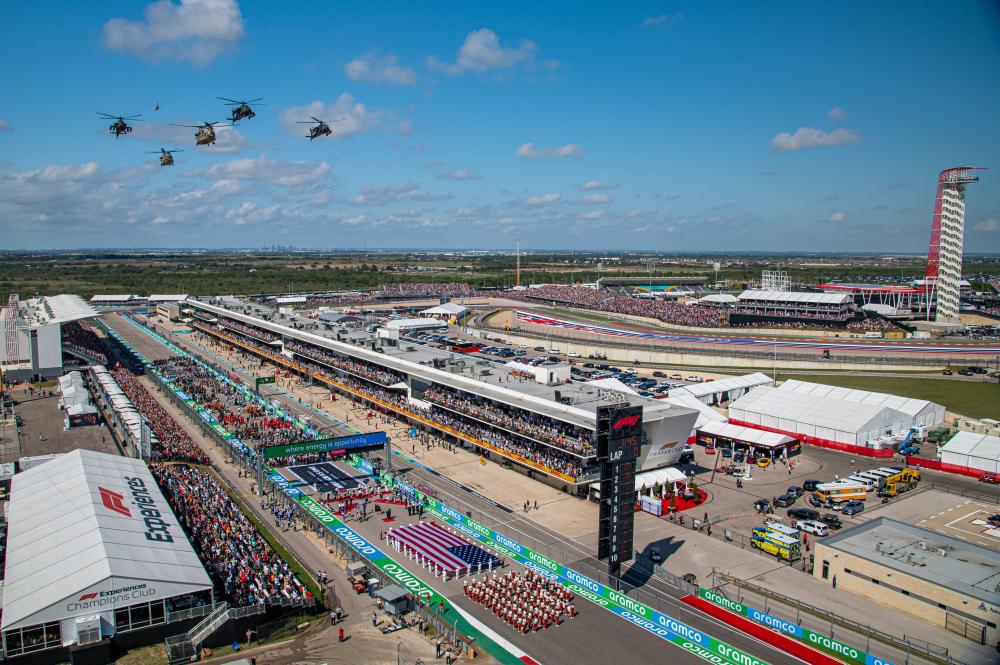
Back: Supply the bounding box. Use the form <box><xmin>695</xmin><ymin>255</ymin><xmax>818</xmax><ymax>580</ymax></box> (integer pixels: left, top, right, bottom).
<box><xmin>246</xmin><ymin>98</ymin><xmax>264</xmax><ymax>104</ymax></box>
<box><xmin>217</xmin><ymin>97</ymin><xmax>241</xmax><ymax>104</ymax></box>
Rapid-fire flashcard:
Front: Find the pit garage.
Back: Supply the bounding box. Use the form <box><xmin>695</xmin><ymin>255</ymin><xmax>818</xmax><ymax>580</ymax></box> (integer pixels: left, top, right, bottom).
<box><xmin>1</xmin><ymin>450</ymin><xmax>212</xmax><ymax>661</ymax></box>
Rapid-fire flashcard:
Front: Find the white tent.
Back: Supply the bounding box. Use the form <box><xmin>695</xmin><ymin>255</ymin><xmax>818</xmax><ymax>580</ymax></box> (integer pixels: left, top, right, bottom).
<box><xmin>59</xmin><ymin>384</ymin><xmax>91</xmax><ymax>409</ymax></box>
<box><xmin>58</xmin><ymin>372</ymin><xmax>85</xmax><ymax>392</ymax></box>
<box><xmin>939</xmin><ymin>432</ymin><xmax>1000</xmax><ymax>473</ymax></box>
<box><xmin>698</xmin><ymin>293</ymin><xmax>738</xmax><ymax>305</ymax></box>
<box><xmin>419</xmin><ymin>303</ymin><xmax>468</xmax><ymax>318</ymax></box>
<box><xmin>729</xmin><ymin>380</ymin><xmax>944</xmax><ymax>448</ymax></box>
<box><xmin>1</xmin><ymin>450</ymin><xmax>212</xmax><ymax>636</ymax></box>
<box><xmin>697</xmin><ymin>420</ymin><xmax>796</xmax><ymax>450</ymax></box>
<box><xmin>659</xmin><ymin>393</ymin><xmax>726</xmax><ymax>432</ymax></box>
<box><xmin>672</xmin><ymin>372</ymin><xmax>773</xmax><ymax>405</ymax></box>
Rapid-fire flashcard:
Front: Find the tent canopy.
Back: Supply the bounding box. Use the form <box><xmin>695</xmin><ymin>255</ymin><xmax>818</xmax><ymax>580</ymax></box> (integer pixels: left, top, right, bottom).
<box><xmin>1</xmin><ymin>450</ymin><xmax>211</xmax><ymax>632</ymax></box>
<box><xmin>419</xmin><ymin>303</ymin><xmax>468</xmax><ymax>317</ymax></box>
<box><xmin>697</xmin><ymin>420</ymin><xmax>795</xmax><ymax>448</ymax></box>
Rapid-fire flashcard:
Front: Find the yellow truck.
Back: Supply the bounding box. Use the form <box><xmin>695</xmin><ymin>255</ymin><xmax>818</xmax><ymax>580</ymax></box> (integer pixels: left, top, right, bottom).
<box><xmin>876</xmin><ymin>466</ymin><xmax>921</xmax><ymax>497</ymax></box>
<box><xmin>751</xmin><ymin>527</ymin><xmax>801</xmax><ymax>561</ymax></box>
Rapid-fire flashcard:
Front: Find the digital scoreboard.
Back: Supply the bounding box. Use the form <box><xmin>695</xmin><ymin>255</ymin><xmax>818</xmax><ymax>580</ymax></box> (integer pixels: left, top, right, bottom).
<box><xmin>596</xmin><ymin>404</ymin><xmax>643</xmax><ymax>575</ymax></box>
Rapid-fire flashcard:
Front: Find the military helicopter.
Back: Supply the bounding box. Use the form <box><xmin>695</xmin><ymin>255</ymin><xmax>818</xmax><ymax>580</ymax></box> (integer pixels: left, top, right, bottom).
<box><xmin>298</xmin><ymin>117</ymin><xmax>343</xmax><ymax>141</ymax></box>
<box><xmin>171</xmin><ymin>121</ymin><xmax>222</xmax><ymax>146</ymax></box>
<box><xmin>98</xmin><ymin>113</ymin><xmax>142</xmax><ymax>138</ymax></box>
<box><xmin>219</xmin><ymin>97</ymin><xmax>264</xmax><ymax>123</ymax></box>
<box><xmin>152</xmin><ymin>101</ymin><xmax>160</xmax><ymax>111</ymax></box>
<box><xmin>145</xmin><ymin>147</ymin><xmax>184</xmax><ymax>167</ymax></box>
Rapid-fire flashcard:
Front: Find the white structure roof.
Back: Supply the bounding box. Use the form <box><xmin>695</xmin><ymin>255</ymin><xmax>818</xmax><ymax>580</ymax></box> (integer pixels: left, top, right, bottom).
<box><xmin>674</xmin><ymin>372</ymin><xmax>773</xmax><ymax>400</ymax></box>
<box><xmin>939</xmin><ymin>432</ymin><xmax>1000</xmax><ymax>472</ymax></box>
<box><xmin>420</xmin><ymin>303</ymin><xmax>468</xmax><ymax>317</ymax></box>
<box><xmin>89</xmin><ymin>295</ymin><xmax>140</xmax><ymax>303</ymax></box>
<box><xmin>697</xmin><ymin>420</ymin><xmax>795</xmax><ymax>448</ymax></box>
<box><xmin>148</xmin><ymin>294</ymin><xmax>188</xmax><ymax>302</ymax></box>
<box><xmin>384</xmin><ymin>318</ymin><xmax>448</xmax><ymax>331</ymax></box>
<box><xmin>276</xmin><ymin>295</ymin><xmax>307</xmax><ymax>304</ymax></box>
<box><xmin>738</xmin><ymin>290</ymin><xmax>852</xmax><ymax>305</ymax></box>
<box><xmin>660</xmin><ymin>393</ymin><xmax>726</xmax><ymax>429</ymax></box>
<box><xmin>635</xmin><ymin>466</ymin><xmax>687</xmax><ymax>490</ymax></box>
<box><xmin>778</xmin><ymin>380</ymin><xmax>932</xmax><ymax>418</ymax></box>
<box><xmin>698</xmin><ymin>293</ymin><xmax>738</xmax><ymax>304</ymax></box>
<box><xmin>1</xmin><ymin>450</ymin><xmax>212</xmax><ymax>631</ymax></box>
<box><xmin>585</xmin><ymin>377</ymin><xmax>639</xmax><ymax>395</ymax></box>
<box><xmin>732</xmin><ymin>386</ymin><xmax>902</xmax><ymax>432</ymax></box>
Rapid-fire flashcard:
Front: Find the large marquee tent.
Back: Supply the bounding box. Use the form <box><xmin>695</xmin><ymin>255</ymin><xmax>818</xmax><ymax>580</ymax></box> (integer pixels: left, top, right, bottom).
<box><xmin>1</xmin><ymin>450</ymin><xmax>211</xmax><ymax>654</ymax></box>
<box><xmin>938</xmin><ymin>432</ymin><xmax>1000</xmax><ymax>473</ymax></box>
<box><xmin>728</xmin><ymin>380</ymin><xmax>944</xmax><ymax>450</ymax></box>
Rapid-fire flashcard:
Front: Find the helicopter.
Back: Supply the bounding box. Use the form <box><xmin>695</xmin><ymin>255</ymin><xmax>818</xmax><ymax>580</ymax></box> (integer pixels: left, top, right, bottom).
<box><xmin>145</xmin><ymin>147</ymin><xmax>184</xmax><ymax>167</ymax></box>
<box><xmin>298</xmin><ymin>117</ymin><xmax>343</xmax><ymax>141</ymax></box>
<box><xmin>219</xmin><ymin>97</ymin><xmax>264</xmax><ymax>123</ymax></box>
<box><xmin>171</xmin><ymin>121</ymin><xmax>222</xmax><ymax>146</ymax></box>
<box><xmin>152</xmin><ymin>102</ymin><xmax>160</xmax><ymax>111</ymax></box>
<box><xmin>98</xmin><ymin>113</ymin><xmax>141</xmax><ymax>138</ymax></box>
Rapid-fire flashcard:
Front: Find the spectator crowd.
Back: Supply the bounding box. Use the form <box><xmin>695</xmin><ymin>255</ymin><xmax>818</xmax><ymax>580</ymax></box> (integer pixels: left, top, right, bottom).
<box><xmin>63</xmin><ymin>322</ymin><xmax>108</xmax><ymax>364</ymax></box>
<box><xmin>110</xmin><ymin>366</ymin><xmax>209</xmax><ymax>464</ymax></box>
<box><xmin>152</xmin><ymin>463</ymin><xmax>310</xmax><ymax>606</ymax></box>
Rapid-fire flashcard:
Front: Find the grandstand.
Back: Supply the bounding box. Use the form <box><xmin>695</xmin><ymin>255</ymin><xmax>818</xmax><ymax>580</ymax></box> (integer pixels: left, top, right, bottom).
<box><xmin>732</xmin><ymin>290</ymin><xmax>856</xmax><ymax>327</ymax></box>
<box><xmin>1</xmin><ymin>294</ymin><xmax>101</xmax><ymax>380</ymax></box>
<box><xmin>186</xmin><ymin>299</ymin><xmax>699</xmax><ymax>487</ymax></box>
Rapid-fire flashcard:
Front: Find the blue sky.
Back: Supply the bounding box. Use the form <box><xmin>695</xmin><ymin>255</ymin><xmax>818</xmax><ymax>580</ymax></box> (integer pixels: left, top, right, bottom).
<box><xmin>1</xmin><ymin>1</ymin><xmax>998</xmax><ymax>252</ymax></box>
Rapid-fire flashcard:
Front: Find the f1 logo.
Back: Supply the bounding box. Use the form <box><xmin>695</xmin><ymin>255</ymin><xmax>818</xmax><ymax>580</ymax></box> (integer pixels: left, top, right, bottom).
<box><xmin>612</xmin><ymin>414</ymin><xmax>641</xmax><ymax>430</ymax></box>
<box><xmin>99</xmin><ymin>487</ymin><xmax>131</xmax><ymax>517</ymax></box>
<box><xmin>79</xmin><ymin>593</ymin><xmax>98</xmax><ymax>601</ymax></box>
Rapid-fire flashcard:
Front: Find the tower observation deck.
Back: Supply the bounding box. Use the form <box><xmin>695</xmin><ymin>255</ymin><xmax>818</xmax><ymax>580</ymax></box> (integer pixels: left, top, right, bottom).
<box><xmin>925</xmin><ymin>166</ymin><xmax>985</xmax><ymax>322</ymax></box>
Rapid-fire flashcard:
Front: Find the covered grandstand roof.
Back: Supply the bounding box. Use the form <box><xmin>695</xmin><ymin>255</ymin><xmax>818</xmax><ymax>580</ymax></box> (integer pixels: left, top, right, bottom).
<box><xmin>939</xmin><ymin>432</ymin><xmax>1000</xmax><ymax>473</ymax></box>
<box><xmin>737</xmin><ymin>290</ymin><xmax>853</xmax><ymax>305</ymax></box>
<box><xmin>89</xmin><ymin>294</ymin><xmax>141</xmax><ymax>303</ymax></box>
<box><xmin>1</xmin><ymin>449</ymin><xmax>211</xmax><ymax>632</ymax></box>
<box><xmin>660</xmin><ymin>393</ymin><xmax>727</xmax><ymax>429</ymax></box>
<box><xmin>698</xmin><ymin>420</ymin><xmax>795</xmax><ymax>448</ymax></box>
<box><xmin>18</xmin><ymin>294</ymin><xmax>99</xmax><ymax>329</ymax></box>
<box><xmin>148</xmin><ymin>294</ymin><xmax>188</xmax><ymax>302</ymax></box>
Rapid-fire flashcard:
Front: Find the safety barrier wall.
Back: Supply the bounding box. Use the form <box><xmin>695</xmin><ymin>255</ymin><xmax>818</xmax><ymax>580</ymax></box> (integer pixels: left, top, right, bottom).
<box><xmin>726</xmin><ymin>420</ymin><xmax>896</xmax><ymax>459</ymax></box>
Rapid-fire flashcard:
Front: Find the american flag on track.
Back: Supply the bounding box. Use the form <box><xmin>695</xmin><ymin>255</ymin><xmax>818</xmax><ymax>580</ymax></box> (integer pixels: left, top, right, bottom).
<box><xmin>388</xmin><ymin>521</ymin><xmax>501</xmax><ymax>574</ymax></box>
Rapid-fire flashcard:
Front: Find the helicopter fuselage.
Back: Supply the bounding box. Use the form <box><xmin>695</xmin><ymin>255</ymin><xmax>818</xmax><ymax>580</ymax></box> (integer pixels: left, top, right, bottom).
<box><xmin>195</xmin><ymin>129</ymin><xmax>217</xmax><ymax>146</ymax></box>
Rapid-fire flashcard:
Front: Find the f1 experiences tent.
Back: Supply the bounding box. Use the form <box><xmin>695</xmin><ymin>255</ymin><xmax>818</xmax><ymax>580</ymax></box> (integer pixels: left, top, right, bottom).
<box><xmin>1</xmin><ymin>450</ymin><xmax>211</xmax><ymax>644</ymax></box>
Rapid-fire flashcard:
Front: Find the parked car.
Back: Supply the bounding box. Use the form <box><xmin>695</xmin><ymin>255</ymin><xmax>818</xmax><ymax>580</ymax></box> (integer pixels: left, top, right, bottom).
<box><xmin>670</xmin><ymin>373</ymin><xmax>683</xmax><ymax>380</ymax></box>
<box><xmin>774</xmin><ymin>493</ymin><xmax>797</xmax><ymax>508</ymax></box>
<box><xmin>686</xmin><ymin>375</ymin><xmax>703</xmax><ymax>382</ymax></box>
<box><xmin>942</xmin><ymin>369</ymin><xmax>953</xmax><ymax>376</ymax></box>
<box><xmin>533</xmin><ymin>346</ymin><xmax>546</xmax><ymax>352</ymax></box>
<box><xmin>653</xmin><ymin>371</ymin><xmax>667</xmax><ymax>378</ymax></box>
<box><xmin>787</xmin><ymin>507</ymin><xmax>820</xmax><ymax>521</ymax></box>
<box><xmin>721</xmin><ymin>448</ymin><xmax>733</xmax><ymax>458</ymax></box>
<box><xmin>802</xmin><ymin>479</ymin><xmax>821</xmax><ymax>492</ymax></box>
<box><xmin>979</xmin><ymin>472</ymin><xmax>1000</xmax><ymax>484</ymax></box>
<box><xmin>841</xmin><ymin>500</ymin><xmax>865</xmax><ymax>516</ymax></box>
<box><xmin>754</xmin><ymin>498</ymin><xmax>771</xmax><ymax>513</ymax></box>
<box><xmin>958</xmin><ymin>368</ymin><xmax>975</xmax><ymax>376</ymax></box>
<box><xmin>788</xmin><ymin>485</ymin><xmax>804</xmax><ymax>498</ymax></box>
<box><xmin>734</xmin><ymin>452</ymin><xmax>746</xmax><ymax>463</ymax></box>
<box><xmin>795</xmin><ymin>520</ymin><xmax>830</xmax><ymax>537</ymax></box>
<box><xmin>820</xmin><ymin>513</ymin><xmax>843</xmax><ymax>530</ymax></box>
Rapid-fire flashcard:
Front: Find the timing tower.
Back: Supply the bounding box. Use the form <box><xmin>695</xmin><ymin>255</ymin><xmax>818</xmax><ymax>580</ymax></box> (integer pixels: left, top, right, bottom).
<box><xmin>925</xmin><ymin>167</ymin><xmax>984</xmax><ymax>322</ymax></box>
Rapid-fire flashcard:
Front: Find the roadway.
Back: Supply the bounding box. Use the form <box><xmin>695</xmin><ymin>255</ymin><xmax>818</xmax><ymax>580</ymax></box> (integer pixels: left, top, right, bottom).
<box><xmin>105</xmin><ymin>314</ymin><xmax>807</xmax><ymax>665</ymax></box>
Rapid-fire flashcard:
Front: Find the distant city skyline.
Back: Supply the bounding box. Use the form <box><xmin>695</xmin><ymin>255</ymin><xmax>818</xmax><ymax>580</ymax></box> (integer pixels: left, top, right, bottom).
<box><xmin>1</xmin><ymin>1</ymin><xmax>998</xmax><ymax>252</ymax></box>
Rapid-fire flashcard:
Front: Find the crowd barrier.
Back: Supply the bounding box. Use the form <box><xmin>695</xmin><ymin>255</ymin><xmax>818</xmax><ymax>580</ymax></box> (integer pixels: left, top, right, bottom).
<box><xmin>726</xmin><ymin>420</ymin><xmax>896</xmax><ymax>459</ymax></box>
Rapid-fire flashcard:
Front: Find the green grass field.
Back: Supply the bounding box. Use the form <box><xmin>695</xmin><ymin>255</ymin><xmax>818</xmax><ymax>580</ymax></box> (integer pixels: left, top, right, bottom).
<box><xmin>776</xmin><ymin>373</ymin><xmax>1000</xmax><ymax>420</ymax></box>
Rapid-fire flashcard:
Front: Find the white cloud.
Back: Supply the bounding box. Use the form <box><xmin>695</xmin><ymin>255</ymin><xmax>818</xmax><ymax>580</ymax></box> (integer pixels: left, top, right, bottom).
<box><xmin>516</xmin><ymin>143</ymin><xmax>584</xmax><ymax>159</ymax></box>
<box><xmin>973</xmin><ymin>218</ymin><xmax>999</xmax><ymax>231</ymax></box>
<box><xmin>351</xmin><ymin>181</ymin><xmax>445</xmax><ymax>206</ymax></box>
<box><xmin>581</xmin><ymin>193</ymin><xmax>612</xmax><ymax>204</ymax></box>
<box><xmin>829</xmin><ymin>211</ymin><xmax>845</xmax><ymax>222</ymax></box>
<box><xmin>188</xmin><ymin>154</ymin><xmax>330</xmax><ymax>187</ymax></box>
<box><xmin>437</xmin><ymin>169</ymin><xmax>482</xmax><ymax>181</ymax></box>
<box><xmin>771</xmin><ymin>127</ymin><xmax>861</xmax><ymax>151</ymax></box>
<box><xmin>526</xmin><ymin>193</ymin><xmax>561</xmax><ymax>206</ymax></box>
<box><xmin>827</xmin><ymin>107</ymin><xmax>846</xmax><ymax>120</ymax></box>
<box><xmin>345</xmin><ymin>51</ymin><xmax>416</xmax><ymax>85</ymax></box>
<box><xmin>278</xmin><ymin>94</ymin><xmax>382</xmax><ymax>140</ymax></box>
<box><xmin>643</xmin><ymin>13</ymin><xmax>683</xmax><ymax>27</ymax></box>
<box><xmin>423</xmin><ymin>159</ymin><xmax>445</xmax><ymax>170</ymax></box>
<box><xmin>580</xmin><ymin>209</ymin><xmax>606</xmax><ymax>220</ymax></box>
<box><xmin>576</xmin><ymin>179</ymin><xmax>619</xmax><ymax>191</ymax></box>
<box><xmin>0</xmin><ymin>119</ymin><xmax>12</xmax><ymax>133</ymax></box>
<box><xmin>428</xmin><ymin>29</ymin><xmax>539</xmax><ymax>75</ymax></box>
<box><xmin>101</xmin><ymin>0</ymin><xmax>245</xmax><ymax>66</ymax></box>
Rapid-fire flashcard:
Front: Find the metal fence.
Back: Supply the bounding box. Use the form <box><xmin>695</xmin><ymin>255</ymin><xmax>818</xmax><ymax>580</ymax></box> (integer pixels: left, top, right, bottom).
<box><xmin>713</xmin><ymin>572</ymin><xmax>963</xmax><ymax>665</ymax></box>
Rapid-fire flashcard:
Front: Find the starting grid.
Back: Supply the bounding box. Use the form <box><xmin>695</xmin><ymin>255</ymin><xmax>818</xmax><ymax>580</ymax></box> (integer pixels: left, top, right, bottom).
<box><xmin>109</xmin><ymin>314</ymin><xmax>786</xmax><ymax>665</ymax></box>
<box><xmin>286</xmin><ymin>461</ymin><xmax>361</xmax><ymax>494</ymax></box>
